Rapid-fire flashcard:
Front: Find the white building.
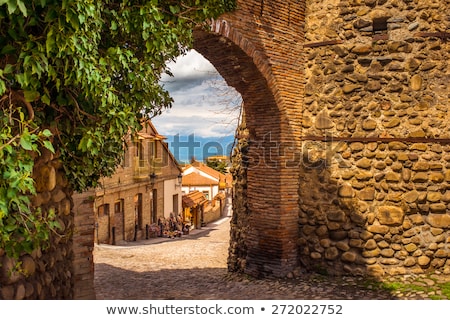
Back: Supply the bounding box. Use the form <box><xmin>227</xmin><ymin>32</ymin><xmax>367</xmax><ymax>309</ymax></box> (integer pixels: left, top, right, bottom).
<box><xmin>181</xmin><ymin>161</ymin><xmax>229</xmax><ymax>200</ymax></box>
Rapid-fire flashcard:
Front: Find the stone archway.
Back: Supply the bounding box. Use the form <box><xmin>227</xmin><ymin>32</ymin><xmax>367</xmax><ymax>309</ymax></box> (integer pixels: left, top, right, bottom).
<box><xmin>192</xmin><ymin>0</ymin><xmax>305</xmax><ymax>277</ymax></box>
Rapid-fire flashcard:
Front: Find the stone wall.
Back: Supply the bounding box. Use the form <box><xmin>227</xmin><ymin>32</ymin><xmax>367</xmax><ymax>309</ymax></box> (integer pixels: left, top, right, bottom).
<box><xmin>228</xmin><ymin>118</ymin><xmax>250</xmax><ymax>273</ymax></box>
<box><xmin>299</xmin><ymin>0</ymin><xmax>450</xmax><ymax>276</ymax></box>
<box><xmin>203</xmin><ymin>201</ymin><xmax>223</xmax><ymax>225</ymax></box>
<box><xmin>72</xmin><ymin>191</ymin><xmax>96</xmax><ymax>299</ymax></box>
<box><xmin>0</xmin><ymin>149</ymin><xmax>74</xmax><ymax>299</ymax></box>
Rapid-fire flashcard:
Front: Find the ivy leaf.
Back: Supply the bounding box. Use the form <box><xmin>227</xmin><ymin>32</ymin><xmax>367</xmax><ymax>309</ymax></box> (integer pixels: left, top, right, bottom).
<box><xmin>20</xmin><ymin>133</ymin><xmax>33</xmax><ymax>150</ymax></box>
<box><xmin>3</xmin><ymin>64</ymin><xmax>14</xmax><ymax>74</ymax></box>
<box><xmin>17</xmin><ymin>0</ymin><xmax>27</xmax><ymax>16</ymax></box>
<box><xmin>6</xmin><ymin>0</ymin><xmax>17</xmax><ymax>15</ymax></box>
<box><xmin>41</xmin><ymin>93</ymin><xmax>50</xmax><ymax>105</ymax></box>
<box><xmin>1</xmin><ymin>44</ymin><xmax>16</xmax><ymax>55</ymax></box>
<box><xmin>43</xmin><ymin>140</ymin><xmax>55</xmax><ymax>153</ymax></box>
<box><xmin>169</xmin><ymin>5</ymin><xmax>180</xmax><ymax>14</ymax></box>
<box><xmin>111</xmin><ymin>20</ymin><xmax>117</xmax><ymax>31</ymax></box>
<box><xmin>41</xmin><ymin>129</ymin><xmax>52</xmax><ymax>137</ymax></box>
<box><xmin>23</xmin><ymin>90</ymin><xmax>40</xmax><ymax>102</ymax></box>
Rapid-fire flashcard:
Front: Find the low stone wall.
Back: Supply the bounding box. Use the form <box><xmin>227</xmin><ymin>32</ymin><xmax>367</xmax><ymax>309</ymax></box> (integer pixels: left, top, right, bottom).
<box><xmin>203</xmin><ymin>201</ymin><xmax>224</xmax><ymax>225</ymax></box>
<box><xmin>0</xmin><ymin>149</ymin><xmax>74</xmax><ymax>299</ymax></box>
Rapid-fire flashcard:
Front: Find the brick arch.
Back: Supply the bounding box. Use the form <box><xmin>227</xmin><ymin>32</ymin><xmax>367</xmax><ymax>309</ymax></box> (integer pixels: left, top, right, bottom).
<box><xmin>193</xmin><ymin>12</ymin><xmax>302</xmax><ymax>277</ymax></box>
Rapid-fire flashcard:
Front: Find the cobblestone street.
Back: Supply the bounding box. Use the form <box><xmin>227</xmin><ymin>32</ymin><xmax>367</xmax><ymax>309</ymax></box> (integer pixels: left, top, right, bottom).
<box><xmin>93</xmin><ymin>222</ymin><xmax>444</xmax><ymax>300</ymax></box>
<box><xmin>94</xmin><ymin>202</ymin><xmax>449</xmax><ymax>300</ymax></box>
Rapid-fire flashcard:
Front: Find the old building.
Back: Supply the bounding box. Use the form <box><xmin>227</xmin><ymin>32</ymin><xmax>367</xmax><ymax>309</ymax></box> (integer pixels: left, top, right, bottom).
<box><xmin>181</xmin><ymin>160</ymin><xmax>230</xmax><ymax>200</ymax></box>
<box><xmin>73</xmin><ymin>121</ymin><xmax>182</xmax><ymax>244</ymax></box>
<box><xmin>181</xmin><ymin>161</ymin><xmax>232</xmax><ymax>228</ymax></box>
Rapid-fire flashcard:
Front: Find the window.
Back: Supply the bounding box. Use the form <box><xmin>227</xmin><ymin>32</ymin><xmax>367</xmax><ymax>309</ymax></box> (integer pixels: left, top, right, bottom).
<box><xmin>173</xmin><ymin>194</ymin><xmax>179</xmax><ymax>215</ymax></box>
<box><xmin>114</xmin><ymin>199</ymin><xmax>124</xmax><ymax>214</ymax></box>
<box><xmin>134</xmin><ymin>140</ymin><xmax>145</xmax><ymax>168</ymax></box>
<box><xmin>148</xmin><ymin>141</ymin><xmax>156</xmax><ymax>160</ymax></box>
<box><xmin>98</xmin><ymin>204</ymin><xmax>110</xmax><ymax>217</ymax></box>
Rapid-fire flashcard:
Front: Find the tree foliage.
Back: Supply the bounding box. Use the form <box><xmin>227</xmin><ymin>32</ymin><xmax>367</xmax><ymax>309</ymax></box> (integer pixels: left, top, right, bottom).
<box><xmin>206</xmin><ymin>158</ymin><xmax>228</xmax><ymax>174</ymax></box>
<box><xmin>0</xmin><ymin>0</ymin><xmax>235</xmax><ymax>258</ymax></box>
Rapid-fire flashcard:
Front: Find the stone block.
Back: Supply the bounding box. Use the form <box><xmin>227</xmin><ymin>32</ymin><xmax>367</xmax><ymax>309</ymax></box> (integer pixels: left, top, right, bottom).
<box><xmin>410</xmin><ymin>74</ymin><xmax>422</xmax><ymax>90</ymax></box>
<box><xmin>329</xmin><ymin>230</ymin><xmax>348</xmax><ymax>241</ymax></box>
<box><xmin>405</xmin><ymin>243</ymin><xmax>418</xmax><ymax>253</ymax></box>
<box><xmin>385</xmin><ymin>172</ymin><xmax>400</xmax><ymax>182</ymax></box>
<box><xmin>324</xmin><ymin>247</ymin><xmax>339</xmax><ymax>260</ymax></box>
<box><xmin>404</xmin><ymin>257</ymin><xmax>416</xmax><ymax>267</ymax></box>
<box><xmin>327</xmin><ymin>211</ymin><xmax>346</xmax><ymax>222</ymax></box>
<box><xmin>1</xmin><ymin>285</ymin><xmax>15</xmax><ymax>300</ymax></box>
<box><xmin>366</xmin><ymin>264</ymin><xmax>385</xmax><ymax>277</ymax></box>
<box><xmin>34</xmin><ymin>165</ymin><xmax>57</xmax><ymax>193</ymax></box>
<box><xmin>349</xmin><ymin>210</ymin><xmax>367</xmax><ymax>226</ymax></box>
<box><xmin>338</xmin><ymin>184</ymin><xmax>354</xmax><ymax>198</ymax></box>
<box><xmin>364</xmin><ymin>239</ymin><xmax>377</xmax><ymax>250</ymax></box>
<box><xmin>388</xmin><ymin>142</ymin><xmax>407</xmax><ymax>150</ymax></box>
<box><xmin>341</xmin><ymin>251</ymin><xmax>357</xmax><ymax>262</ymax></box>
<box><xmin>412</xmin><ymin>162</ymin><xmax>430</xmax><ymax>171</ymax></box>
<box><xmin>434</xmin><ymin>249</ymin><xmax>448</xmax><ymax>258</ymax></box>
<box><xmin>315</xmin><ymin>111</ymin><xmax>334</xmax><ymax>129</ymax></box>
<box><xmin>418</xmin><ymin>255</ymin><xmax>431</xmax><ymax>267</ymax></box>
<box><xmin>381</xmin><ymin>248</ymin><xmax>395</xmax><ymax>258</ymax></box>
<box><xmin>411</xmin><ymin>172</ymin><xmax>428</xmax><ymax>183</ymax></box>
<box><xmin>363</xmin><ymin>248</ymin><xmax>381</xmax><ymax>258</ymax></box>
<box><xmin>356</xmin><ymin>158</ymin><xmax>371</xmax><ymax>169</ymax></box>
<box><xmin>376</xmin><ymin>206</ymin><xmax>404</xmax><ymax>226</ymax></box>
<box><xmin>358</xmin><ymin>187</ymin><xmax>375</xmax><ymax>201</ymax></box>
<box><xmin>429</xmin><ymin>203</ymin><xmax>446</xmax><ymax>213</ymax></box>
<box><xmin>310</xmin><ymin>252</ymin><xmax>322</xmax><ymax>260</ymax></box>
<box><xmin>427</xmin><ymin>192</ymin><xmax>441</xmax><ymax>202</ymax></box>
<box><xmin>403</xmin><ymin>190</ymin><xmax>419</xmax><ymax>203</ymax></box>
<box><xmin>427</xmin><ymin>214</ymin><xmax>450</xmax><ymax>228</ymax></box>
<box><xmin>367</xmin><ymin>225</ymin><xmax>390</xmax><ymax>234</ymax></box>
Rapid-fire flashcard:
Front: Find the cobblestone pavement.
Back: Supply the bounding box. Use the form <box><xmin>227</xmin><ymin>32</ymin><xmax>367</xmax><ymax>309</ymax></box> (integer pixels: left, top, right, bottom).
<box><xmin>94</xmin><ymin>208</ymin><xmax>449</xmax><ymax>300</ymax></box>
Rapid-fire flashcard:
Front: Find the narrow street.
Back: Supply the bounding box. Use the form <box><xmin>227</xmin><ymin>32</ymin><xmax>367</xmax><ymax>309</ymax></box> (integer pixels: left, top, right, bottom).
<box><xmin>93</xmin><ymin>199</ymin><xmax>447</xmax><ymax>300</ymax></box>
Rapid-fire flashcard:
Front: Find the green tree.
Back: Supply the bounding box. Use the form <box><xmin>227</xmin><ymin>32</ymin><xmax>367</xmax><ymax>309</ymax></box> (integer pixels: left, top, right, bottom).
<box><xmin>0</xmin><ymin>0</ymin><xmax>235</xmax><ymax>258</ymax></box>
<box><xmin>206</xmin><ymin>158</ymin><xmax>228</xmax><ymax>174</ymax></box>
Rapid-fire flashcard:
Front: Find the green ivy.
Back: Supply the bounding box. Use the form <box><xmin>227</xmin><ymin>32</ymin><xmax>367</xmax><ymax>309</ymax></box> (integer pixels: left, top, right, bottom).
<box><xmin>0</xmin><ymin>0</ymin><xmax>236</xmax><ymax>258</ymax></box>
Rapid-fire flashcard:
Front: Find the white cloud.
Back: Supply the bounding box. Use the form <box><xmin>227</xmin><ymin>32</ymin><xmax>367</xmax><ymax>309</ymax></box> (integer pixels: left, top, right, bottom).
<box><xmin>153</xmin><ymin>50</ymin><xmax>242</xmax><ymax>138</ymax></box>
<box><xmin>162</xmin><ymin>50</ymin><xmax>217</xmax><ymax>80</ymax></box>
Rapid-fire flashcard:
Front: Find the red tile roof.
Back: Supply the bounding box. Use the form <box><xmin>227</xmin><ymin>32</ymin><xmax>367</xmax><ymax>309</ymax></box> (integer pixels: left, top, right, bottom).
<box><xmin>182</xmin><ymin>172</ymin><xmax>217</xmax><ymax>186</ymax></box>
<box><xmin>182</xmin><ymin>190</ymin><xmax>208</xmax><ymax>207</ymax></box>
<box><xmin>184</xmin><ymin>161</ymin><xmax>227</xmax><ymax>181</ymax></box>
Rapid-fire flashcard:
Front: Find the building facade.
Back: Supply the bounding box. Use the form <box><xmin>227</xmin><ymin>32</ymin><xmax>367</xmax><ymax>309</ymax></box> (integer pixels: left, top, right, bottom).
<box><xmin>181</xmin><ymin>160</ymin><xmax>230</xmax><ymax>200</ymax></box>
<box><xmin>73</xmin><ymin>121</ymin><xmax>182</xmax><ymax>244</ymax></box>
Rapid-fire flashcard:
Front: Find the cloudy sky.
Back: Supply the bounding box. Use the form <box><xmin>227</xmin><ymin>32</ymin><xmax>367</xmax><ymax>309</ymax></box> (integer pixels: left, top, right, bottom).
<box><xmin>152</xmin><ymin>49</ymin><xmax>242</xmax><ymax>138</ymax></box>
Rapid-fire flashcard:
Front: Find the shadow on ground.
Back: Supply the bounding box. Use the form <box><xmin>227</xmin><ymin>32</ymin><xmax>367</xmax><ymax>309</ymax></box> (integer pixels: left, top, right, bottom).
<box><xmin>94</xmin><ymin>263</ymin><xmax>396</xmax><ymax>300</ymax></box>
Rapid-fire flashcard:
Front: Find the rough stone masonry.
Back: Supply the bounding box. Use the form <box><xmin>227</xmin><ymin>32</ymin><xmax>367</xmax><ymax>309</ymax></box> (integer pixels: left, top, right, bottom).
<box><xmin>1</xmin><ymin>0</ymin><xmax>449</xmax><ymax>299</ymax></box>
<box><xmin>296</xmin><ymin>0</ymin><xmax>450</xmax><ymax>277</ymax></box>
<box><xmin>225</xmin><ymin>0</ymin><xmax>450</xmax><ymax>279</ymax></box>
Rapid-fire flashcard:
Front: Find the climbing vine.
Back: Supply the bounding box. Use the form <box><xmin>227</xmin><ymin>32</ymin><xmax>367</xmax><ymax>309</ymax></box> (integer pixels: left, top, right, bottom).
<box><xmin>0</xmin><ymin>0</ymin><xmax>236</xmax><ymax>258</ymax></box>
